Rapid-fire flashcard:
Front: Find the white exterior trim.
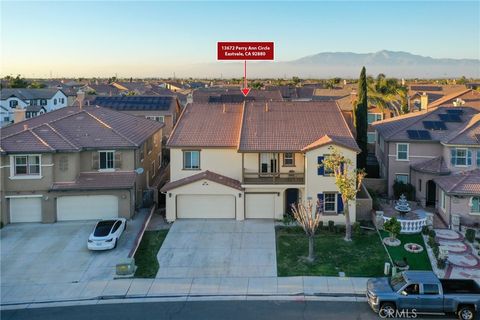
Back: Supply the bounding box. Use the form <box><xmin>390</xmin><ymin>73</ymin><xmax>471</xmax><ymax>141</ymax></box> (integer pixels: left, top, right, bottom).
<box><xmin>5</xmin><ymin>194</ymin><xmax>43</xmax><ymax>198</ymax></box>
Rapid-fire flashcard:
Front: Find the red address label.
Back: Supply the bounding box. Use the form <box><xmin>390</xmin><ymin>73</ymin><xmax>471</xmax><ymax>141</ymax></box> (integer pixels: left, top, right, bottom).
<box><xmin>217</xmin><ymin>42</ymin><xmax>274</xmax><ymax>60</ymax></box>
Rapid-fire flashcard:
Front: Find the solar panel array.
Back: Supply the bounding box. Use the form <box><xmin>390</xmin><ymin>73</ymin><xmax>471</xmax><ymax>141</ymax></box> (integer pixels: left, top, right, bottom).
<box><xmin>446</xmin><ymin>109</ymin><xmax>463</xmax><ymax>115</ymax></box>
<box><xmin>407</xmin><ymin>130</ymin><xmax>432</xmax><ymax>140</ymax></box>
<box><xmin>93</xmin><ymin>96</ymin><xmax>174</xmax><ymax>111</ymax></box>
<box><xmin>438</xmin><ymin>114</ymin><xmax>462</xmax><ymax>122</ymax></box>
<box><xmin>423</xmin><ymin>121</ymin><xmax>447</xmax><ymax>130</ymax></box>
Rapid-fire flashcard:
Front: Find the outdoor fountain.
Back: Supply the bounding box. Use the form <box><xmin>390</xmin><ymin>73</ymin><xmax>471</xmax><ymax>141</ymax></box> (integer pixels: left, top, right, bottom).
<box><xmin>382</xmin><ymin>194</ymin><xmax>428</xmax><ymax>234</ymax></box>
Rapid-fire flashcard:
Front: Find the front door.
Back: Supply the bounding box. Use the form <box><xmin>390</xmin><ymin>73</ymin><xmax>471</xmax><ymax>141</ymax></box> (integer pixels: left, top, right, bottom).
<box><xmin>426</xmin><ymin>180</ymin><xmax>436</xmax><ymax>207</ymax></box>
<box><xmin>285</xmin><ymin>189</ymin><xmax>299</xmax><ymax>214</ymax></box>
<box><xmin>260</xmin><ymin>153</ymin><xmax>278</xmax><ymax>174</ymax></box>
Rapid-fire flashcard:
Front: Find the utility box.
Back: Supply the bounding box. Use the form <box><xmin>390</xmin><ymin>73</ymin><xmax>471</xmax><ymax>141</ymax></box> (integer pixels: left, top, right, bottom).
<box><xmin>116</xmin><ymin>258</ymin><xmax>136</xmax><ymax>276</ymax></box>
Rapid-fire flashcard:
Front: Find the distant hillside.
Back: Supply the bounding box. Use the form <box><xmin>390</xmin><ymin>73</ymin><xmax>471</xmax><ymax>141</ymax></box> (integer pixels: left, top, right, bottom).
<box><xmin>171</xmin><ymin>50</ymin><xmax>480</xmax><ymax>79</ymax></box>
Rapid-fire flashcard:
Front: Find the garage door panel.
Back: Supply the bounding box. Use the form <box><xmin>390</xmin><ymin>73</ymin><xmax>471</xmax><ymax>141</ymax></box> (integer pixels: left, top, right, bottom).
<box><xmin>246</xmin><ymin>194</ymin><xmax>275</xmax><ymax>219</ymax></box>
<box><xmin>10</xmin><ymin>197</ymin><xmax>42</xmax><ymax>223</ymax></box>
<box><xmin>177</xmin><ymin>195</ymin><xmax>235</xmax><ymax>219</ymax></box>
<box><xmin>57</xmin><ymin>195</ymin><xmax>118</xmax><ymax>221</ymax></box>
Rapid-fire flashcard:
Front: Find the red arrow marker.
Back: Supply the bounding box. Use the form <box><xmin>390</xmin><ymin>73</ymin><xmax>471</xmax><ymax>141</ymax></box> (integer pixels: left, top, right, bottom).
<box><xmin>242</xmin><ymin>60</ymin><xmax>250</xmax><ymax>97</ymax></box>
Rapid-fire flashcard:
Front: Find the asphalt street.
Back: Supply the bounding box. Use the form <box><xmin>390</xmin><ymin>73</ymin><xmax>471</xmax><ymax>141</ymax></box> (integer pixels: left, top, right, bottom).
<box><xmin>1</xmin><ymin>300</ymin><xmax>464</xmax><ymax>320</ymax></box>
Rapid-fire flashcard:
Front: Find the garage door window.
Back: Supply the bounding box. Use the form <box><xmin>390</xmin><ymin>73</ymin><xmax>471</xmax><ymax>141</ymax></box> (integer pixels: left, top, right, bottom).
<box><xmin>99</xmin><ymin>151</ymin><xmax>114</xmax><ymax>170</ymax></box>
<box><xmin>14</xmin><ymin>155</ymin><xmax>40</xmax><ymax>176</ymax></box>
<box><xmin>183</xmin><ymin>150</ymin><xmax>200</xmax><ymax>170</ymax></box>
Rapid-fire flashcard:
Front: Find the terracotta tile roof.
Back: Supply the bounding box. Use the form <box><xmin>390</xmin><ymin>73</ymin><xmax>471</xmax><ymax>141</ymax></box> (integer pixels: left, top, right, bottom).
<box><xmin>411</xmin><ymin>156</ymin><xmax>450</xmax><ymax>175</ymax></box>
<box><xmin>193</xmin><ymin>88</ymin><xmax>283</xmax><ymax>103</ymax></box>
<box><xmin>0</xmin><ymin>106</ymin><xmax>163</xmax><ymax>154</ymax></box>
<box><xmin>428</xmin><ymin>89</ymin><xmax>473</xmax><ymax>108</ymax></box>
<box><xmin>160</xmin><ymin>170</ymin><xmax>243</xmax><ymax>192</ymax></box>
<box><xmin>51</xmin><ymin>171</ymin><xmax>136</xmax><ymax>191</ymax></box>
<box><xmin>442</xmin><ymin>113</ymin><xmax>480</xmax><ymax>145</ymax></box>
<box><xmin>434</xmin><ymin>169</ymin><xmax>480</xmax><ymax>195</ymax></box>
<box><xmin>238</xmin><ymin>101</ymin><xmax>358</xmax><ymax>152</ymax></box>
<box><xmin>312</xmin><ymin>88</ymin><xmax>351</xmax><ymax>100</ymax></box>
<box><xmin>372</xmin><ymin>106</ymin><xmax>479</xmax><ymax>142</ymax></box>
<box><xmin>167</xmin><ymin>103</ymin><xmax>243</xmax><ymax>148</ymax></box>
<box><xmin>302</xmin><ymin>134</ymin><xmax>360</xmax><ymax>152</ymax></box>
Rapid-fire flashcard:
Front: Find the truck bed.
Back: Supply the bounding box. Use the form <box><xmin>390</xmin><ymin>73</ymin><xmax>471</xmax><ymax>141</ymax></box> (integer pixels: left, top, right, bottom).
<box><xmin>440</xmin><ymin>279</ymin><xmax>480</xmax><ymax>294</ymax></box>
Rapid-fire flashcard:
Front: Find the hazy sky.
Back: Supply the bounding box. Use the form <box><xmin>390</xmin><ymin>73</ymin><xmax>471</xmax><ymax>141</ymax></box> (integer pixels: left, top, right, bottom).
<box><xmin>1</xmin><ymin>1</ymin><xmax>479</xmax><ymax>77</ymax></box>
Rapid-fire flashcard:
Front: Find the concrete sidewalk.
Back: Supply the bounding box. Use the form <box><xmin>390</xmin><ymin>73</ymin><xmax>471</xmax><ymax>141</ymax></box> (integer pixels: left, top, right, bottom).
<box><xmin>1</xmin><ymin>276</ymin><xmax>368</xmax><ymax>307</ymax></box>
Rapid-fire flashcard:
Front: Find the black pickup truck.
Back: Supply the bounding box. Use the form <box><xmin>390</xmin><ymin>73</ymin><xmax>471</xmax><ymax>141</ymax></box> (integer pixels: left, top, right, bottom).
<box><xmin>367</xmin><ymin>271</ymin><xmax>480</xmax><ymax>320</ymax></box>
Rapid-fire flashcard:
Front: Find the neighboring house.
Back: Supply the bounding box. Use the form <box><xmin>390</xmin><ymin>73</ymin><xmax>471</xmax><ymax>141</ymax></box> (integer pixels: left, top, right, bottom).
<box><xmin>81</xmin><ymin>83</ymin><xmax>123</xmax><ymax>96</ymax></box>
<box><xmin>93</xmin><ymin>95</ymin><xmax>182</xmax><ymax>137</ymax></box>
<box><xmin>112</xmin><ymin>81</ymin><xmax>151</xmax><ymax>95</ymax></box>
<box><xmin>264</xmin><ymin>86</ymin><xmax>314</xmax><ymax>101</ymax></box>
<box><xmin>408</xmin><ymin>84</ymin><xmax>468</xmax><ymax>111</ymax></box>
<box><xmin>0</xmin><ymin>89</ymin><xmax>68</xmax><ymax>126</ymax></box>
<box><xmin>192</xmin><ymin>88</ymin><xmax>283</xmax><ymax>103</ymax></box>
<box><xmin>0</xmin><ymin>106</ymin><xmax>163</xmax><ymax>225</ymax></box>
<box><xmin>161</xmin><ymin>101</ymin><xmax>359</xmax><ymax>223</ymax></box>
<box><xmin>373</xmin><ymin>105</ymin><xmax>480</xmax><ymax>227</ymax></box>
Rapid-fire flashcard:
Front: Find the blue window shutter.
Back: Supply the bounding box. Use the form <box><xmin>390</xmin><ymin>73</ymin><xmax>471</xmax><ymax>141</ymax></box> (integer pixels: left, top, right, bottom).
<box><xmin>317</xmin><ymin>193</ymin><xmax>324</xmax><ymax>211</ymax></box>
<box><xmin>337</xmin><ymin>194</ymin><xmax>344</xmax><ymax>213</ymax></box>
<box><xmin>340</xmin><ymin>162</ymin><xmax>345</xmax><ymax>174</ymax></box>
<box><xmin>450</xmin><ymin>149</ymin><xmax>456</xmax><ymax>165</ymax></box>
<box><xmin>467</xmin><ymin>149</ymin><xmax>472</xmax><ymax>166</ymax></box>
<box><xmin>317</xmin><ymin>156</ymin><xmax>324</xmax><ymax>175</ymax></box>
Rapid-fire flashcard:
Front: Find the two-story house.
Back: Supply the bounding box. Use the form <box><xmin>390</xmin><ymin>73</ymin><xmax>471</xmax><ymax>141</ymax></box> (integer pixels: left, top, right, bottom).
<box><xmin>0</xmin><ymin>88</ymin><xmax>68</xmax><ymax>126</ymax></box>
<box><xmin>161</xmin><ymin>101</ymin><xmax>360</xmax><ymax>223</ymax></box>
<box><xmin>93</xmin><ymin>95</ymin><xmax>182</xmax><ymax>137</ymax></box>
<box><xmin>0</xmin><ymin>106</ymin><xmax>163</xmax><ymax>225</ymax></box>
<box><xmin>373</xmin><ymin>102</ymin><xmax>480</xmax><ymax>227</ymax></box>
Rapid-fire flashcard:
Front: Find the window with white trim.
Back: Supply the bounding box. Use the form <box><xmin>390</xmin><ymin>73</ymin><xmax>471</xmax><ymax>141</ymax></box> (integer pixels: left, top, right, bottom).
<box><xmin>367</xmin><ymin>132</ymin><xmax>376</xmax><ymax>144</ymax></box>
<box><xmin>440</xmin><ymin>189</ymin><xmax>446</xmax><ymax>210</ymax></box>
<box><xmin>396</xmin><ymin>143</ymin><xmax>409</xmax><ymax>160</ymax></box>
<box><xmin>14</xmin><ymin>155</ymin><xmax>40</xmax><ymax>175</ymax></box>
<box><xmin>146</xmin><ymin>116</ymin><xmax>165</xmax><ymax>122</ymax></box>
<box><xmin>471</xmin><ymin>197</ymin><xmax>480</xmax><ymax>214</ymax></box>
<box><xmin>9</xmin><ymin>100</ymin><xmax>18</xmax><ymax>108</ymax></box>
<box><xmin>367</xmin><ymin>113</ymin><xmax>383</xmax><ymax>125</ymax></box>
<box><xmin>283</xmin><ymin>153</ymin><xmax>294</xmax><ymax>166</ymax></box>
<box><xmin>324</xmin><ymin>193</ymin><xmax>336</xmax><ymax>212</ymax></box>
<box><xmin>99</xmin><ymin>151</ymin><xmax>114</xmax><ymax>170</ymax></box>
<box><xmin>395</xmin><ymin>174</ymin><xmax>409</xmax><ymax>184</ymax></box>
<box><xmin>183</xmin><ymin>150</ymin><xmax>200</xmax><ymax>170</ymax></box>
<box><xmin>453</xmin><ymin>148</ymin><xmax>468</xmax><ymax>166</ymax></box>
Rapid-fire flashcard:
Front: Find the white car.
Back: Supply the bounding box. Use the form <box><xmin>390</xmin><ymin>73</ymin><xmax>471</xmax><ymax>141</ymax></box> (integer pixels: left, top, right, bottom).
<box><xmin>87</xmin><ymin>218</ymin><xmax>127</xmax><ymax>251</ymax></box>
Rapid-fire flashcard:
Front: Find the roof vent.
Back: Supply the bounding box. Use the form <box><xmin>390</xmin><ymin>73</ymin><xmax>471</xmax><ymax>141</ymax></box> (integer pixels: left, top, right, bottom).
<box><xmin>23</xmin><ymin>124</ymin><xmax>28</xmax><ymax>131</ymax></box>
<box><xmin>223</xmin><ymin>104</ymin><xmax>226</xmax><ymax>113</ymax></box>
<box><xmin>265</xmin><ymin>103</ymin><xmax>269</xmax><ymax>112</ymax></box>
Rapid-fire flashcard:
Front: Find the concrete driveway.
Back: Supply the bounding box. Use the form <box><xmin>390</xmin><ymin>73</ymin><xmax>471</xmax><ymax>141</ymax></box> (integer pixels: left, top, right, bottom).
<box><xmin>0</xmin><ymin>212</ymin><xmax>145</xmax><ymax>286</ymax></box>
<box><xmin>156</xmin><ymin>219</ymin><xmax>277</xmax><ymax>278</ymax></box>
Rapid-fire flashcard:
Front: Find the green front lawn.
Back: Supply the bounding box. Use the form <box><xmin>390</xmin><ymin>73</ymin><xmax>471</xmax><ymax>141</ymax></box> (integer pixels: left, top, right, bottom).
<box><xmin>134</xmin><ymin>230</ymin><xmax>169</xmax><ymax>278</ymax></box>
<box><xmin>276</xmin><ymin>226</ymin><xmax>389</xmax><ymax>277</ymax></box>
<box><xmin>379</xmin><ymin>231</ymin><xmax>432</xmax><ymax>271</ymax></box>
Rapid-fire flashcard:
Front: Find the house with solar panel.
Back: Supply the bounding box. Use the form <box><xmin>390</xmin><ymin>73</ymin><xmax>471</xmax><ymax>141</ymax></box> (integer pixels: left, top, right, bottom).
<box><xmin>373</xmin><ymin>102</ymin><xmax>480</xmax><ymax>227</ymax></box>
<box><xmin>93</xmin><ymin>95</ymin><xmax>182</xmax><ymax>137</ymax></box>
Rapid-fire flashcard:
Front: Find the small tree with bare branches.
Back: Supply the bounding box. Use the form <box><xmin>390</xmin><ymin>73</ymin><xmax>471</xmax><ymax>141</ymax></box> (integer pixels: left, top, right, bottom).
<box><xmin>323</xmin><ymin>147</ymin><xmax>366</xmax><ymax>241</ymax></box>
<box><xmin>291</xmin><ymin>199</ymin><xmax>323</xmax><ymax>262</ymax></box>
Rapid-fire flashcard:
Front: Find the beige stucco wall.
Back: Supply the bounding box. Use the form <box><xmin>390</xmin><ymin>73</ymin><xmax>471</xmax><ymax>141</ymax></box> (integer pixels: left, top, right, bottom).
<box><xmin>442</xmin><ymin>146</ymin><xmax>480</xmax><ymax>173</ymax></box>
<box><xmin>437</xmin><ymin>192</ymin><xmax>480</xmax><ymax>227</ymax></box>
<box><xmin>165</xmin><ymin>179</ymin><xmax>244</xmax><ymax>222</ymax></box>
<box><xmin>304</xmin><ymin>144</ymin><xmax>357</xmax><ymax>224</ymax></box>
<box><xmin>170</xmin><ymin>148</ymin><xmax>242</xmax><ymax>181</ymax></box>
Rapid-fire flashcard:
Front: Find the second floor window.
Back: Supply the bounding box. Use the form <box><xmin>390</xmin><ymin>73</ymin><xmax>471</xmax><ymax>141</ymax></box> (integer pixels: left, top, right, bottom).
<box><xmin>99</xmin><ymin>151</ymin><xmax>114</xmax><ymax>170</ymax></box>
<box><xmin>396</xmin><ymin>143</ymin><xmax>409</xmax><ymax>160</ymax></box>
<box><xmin>54</xmin><ymin>99</ymin><xmax>57</xmax><ymax>105</ymax></box>
<box><xmin>40</xmin><ymin>99</ymin><xmax>47</xmax><ymax>106</ymax></box>
<box><xmin>471</xmin><ymin>197</ymin><xmax>480</xmax><ymax>214</ymax></box>
<box><xmin>9</xmin><ymin>100</ymin><xmax>18</xmax><ymax>108</ymax></box>
<box><xmin>283</xmin><ymin>153</ymin><xmax>294</xmax><ymax>166</ymax></box>
<box><xmin>451</xmin><ymin>148</ymin><xmax>471</xmax><ymax>166</ymax></box>
<box><xmin>183</xmin><ymin>150</ymin><xmax>200</xmax><ymax>170</ymax></box>
<box><xmin>367</xmin><ymin>113</ymin><xmax>383</xmax><ymax>125</ymax></box>
<box><xmin>146</xmin><ymin>115</ymin><xmax>165</xmax><ymax>122</ymax></box>
<box><xmin>14</xmin><ymin>155</ymin><xmax>40</xmax><ymax>175</ymax></box>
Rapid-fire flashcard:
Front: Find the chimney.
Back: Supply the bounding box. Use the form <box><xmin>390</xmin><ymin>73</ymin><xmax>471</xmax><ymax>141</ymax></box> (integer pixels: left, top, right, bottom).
<box><xmin>222</xmin><ymin>104</ymin><xmax>226</xmax><ymax>113</ymax></box>
<box><xmin>13</xmin><ymin>109</ymin><xmax>26</xmax><ymax>124</ymax></box>
<box><xmin>265</xmin><ymin>103</ymin><xmax>269</xmax><ymax>112</ymax></box>
<box><xmin>76</xmin><ymin>90</ymin><xmax>85</xmax><ymax>109</ymax></box>
<box><xmin>420</xmin><ymin>92</ymin><xmax>428</xmax><ymax>110</ymax></box>
<box><xmin>401</xmin><ymin>78</ymin><xmax>405</xmax><ymax>86</ymax></box>
<box><xmin>23</xmin><ymin>124</ymin><xmax>28</xmax><ymax>131</ymax></box>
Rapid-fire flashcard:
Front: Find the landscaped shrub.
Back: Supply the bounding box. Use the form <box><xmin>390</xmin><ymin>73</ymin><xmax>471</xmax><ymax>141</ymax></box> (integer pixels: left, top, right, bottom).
<box><xmin>428</xmin><ymin>229</ymin><xmax>436</xmax><ymax>238</ymax></box>
<box><xmin>367</xmin><ymin>188</ymin><xmax>381</xmax><ymax>211</ymax></box>
<box><xmin>432</xmin><ymin>245</ymin><xmax>440</xmax><ymax>258</ymax></box>
<box><xmin>428</xmin><ymin>236</ymin><xmax>438</xmax><ymax>249</ymax></box>
<box><xmin>283</xmin><ymin>213</ymin><xmax>295</xmax><ymax>226</ymax></box>
<box><xmin>421</xmin><ymin>225</ymin><xmax>430</xmax><ymax>235</ymax></box>
<box><xmin>328</xmin><ymin>220</ymin><xmax>335</xmax><ymax>232</ymax></box>
<box><xmin>335</xmin><ymin>225</ymin><xmax>345</xmax><ymax>234</ymax></box>
<box><xmin>384</xmin><ymin>217</ymin><xmax>401</xmax><ymax>240</ymax></box>
<box><xmin>353</xmin><ymin>222</ymin><xmax>362</xmax><ymax>236</ymax></box>
<box><xmin>319</xmin><ymin>221</ymin><xmax>324</xmax><ymax>230</ymax></box>
<box><xmin>393</xmin><ymin>181</ymin><xmax>415</xmax><ymax>201</ymax></box>
<box><xmin>466</xmin><ymin>229</ymin><xmax>476</xmax><ymax>243</ymax></box>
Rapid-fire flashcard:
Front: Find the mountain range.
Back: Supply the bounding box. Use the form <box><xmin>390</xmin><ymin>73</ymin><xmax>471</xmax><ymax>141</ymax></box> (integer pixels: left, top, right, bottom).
<box><xmin>170</xmin><ymin>50</ymin><xmax>479</xmax><ymax>79</ymax></box>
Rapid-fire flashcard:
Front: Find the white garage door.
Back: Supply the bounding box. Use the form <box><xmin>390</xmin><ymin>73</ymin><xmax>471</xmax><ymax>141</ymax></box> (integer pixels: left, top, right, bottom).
<box><xmin>57</xmin><ymin>195</ymin><xmax>118</xmax><ymax>221</ymax></box>
<box><xmin>10</xmin><ymin>197</ymin><xmax>42</xmax><ymax>223</ymax></box>
<box><xmin>246</xmin><ymin>194</ymin><xmax>275</xmax><ymax>219</ymax></box>
<box><xmin>177</xmin><ymin>195</ymin><xmax>235</xmax><ymax>219</ymax></box>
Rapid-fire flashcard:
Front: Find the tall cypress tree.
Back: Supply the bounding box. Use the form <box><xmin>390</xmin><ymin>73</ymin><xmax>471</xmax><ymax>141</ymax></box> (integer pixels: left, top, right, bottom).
<box><xmin>355</xmin><ymin>66</ymin><xmax>368</xmax><ymax>169</ymax></box>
